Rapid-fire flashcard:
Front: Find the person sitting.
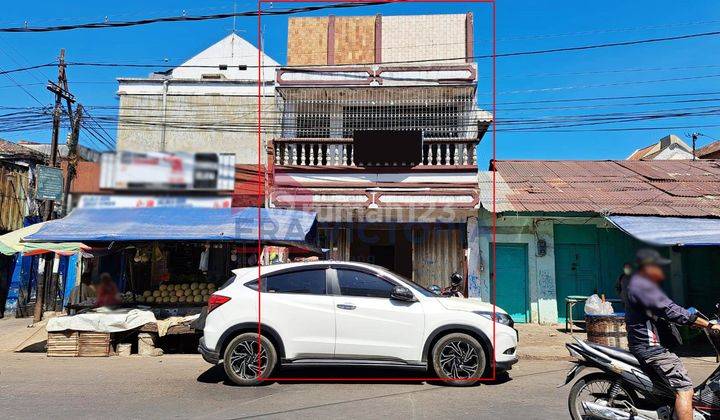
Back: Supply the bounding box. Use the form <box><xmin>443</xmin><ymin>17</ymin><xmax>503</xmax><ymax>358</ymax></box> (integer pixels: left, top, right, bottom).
<box><xmin>68</xmin><ymin>273</ymin><xmax>96</xmax><ymax>309</ymax></box>
<box><xmin>94</xmin><ymin>272</ymin><xmax>120</xmax><ymax>308</ymax></box>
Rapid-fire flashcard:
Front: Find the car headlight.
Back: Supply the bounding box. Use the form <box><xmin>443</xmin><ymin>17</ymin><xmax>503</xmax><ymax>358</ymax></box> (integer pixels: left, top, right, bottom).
<box><xmin>475</xmin><ymin>311</ymin><xmax>514</xmax><ymax>327</ymax></box>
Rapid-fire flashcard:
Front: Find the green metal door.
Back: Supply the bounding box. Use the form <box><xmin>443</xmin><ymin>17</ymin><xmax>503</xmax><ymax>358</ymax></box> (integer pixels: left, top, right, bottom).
<box><xmin>555</xmin><ymin>243</ymin><xmax>600</xmax><ymax>321</ymax></box>
<box><xmin>493</xmin><ymin>243</ymin><xmax>529</xmax><ymax>323</ymax></box>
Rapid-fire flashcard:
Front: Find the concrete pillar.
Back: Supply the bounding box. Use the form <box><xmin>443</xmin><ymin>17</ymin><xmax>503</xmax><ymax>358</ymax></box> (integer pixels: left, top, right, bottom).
<box><xmin>466</xmin><ymin>217</ymin><xmax>481</xmax><ymax>298</ymax></box>
<box><xmin>534</xmin><ymin>220</ymin><xmax>558</xmax><ymax>324</ymax></box>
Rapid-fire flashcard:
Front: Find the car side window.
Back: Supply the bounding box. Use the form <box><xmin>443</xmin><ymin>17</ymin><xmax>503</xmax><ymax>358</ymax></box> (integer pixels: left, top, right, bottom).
<box><xmin>264</xmin><ymin>269</ymin><xmax>326</xmax><ymax>295</ymax></box>
<box><xmin>337</xmin><ymin>269</ymin><xmax>394</xmax><ymax>298</ymax></box>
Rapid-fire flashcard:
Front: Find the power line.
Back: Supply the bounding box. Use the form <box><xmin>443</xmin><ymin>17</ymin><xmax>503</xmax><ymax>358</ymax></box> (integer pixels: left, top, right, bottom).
<box><xmin>0</xmin><ymin>2</ymin><xmax>392</xmax><ymax>33</ymax></box>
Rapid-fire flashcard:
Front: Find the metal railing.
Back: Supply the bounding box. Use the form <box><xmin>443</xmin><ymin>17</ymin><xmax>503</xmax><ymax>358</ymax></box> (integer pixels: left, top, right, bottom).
<box><xmin>272</xmin><ymin>138</ymin><xmax>477</xmax><ymax>167</ymax></box>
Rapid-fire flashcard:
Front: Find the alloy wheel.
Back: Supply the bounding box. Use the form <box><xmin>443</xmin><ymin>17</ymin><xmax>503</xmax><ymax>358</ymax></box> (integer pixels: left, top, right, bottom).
<box><xmin>439</xmin><ymin>340</ymin><xmax>480</xmax><ymax>379</ymax></box>
<box><xmin>229</xmin><ymin>339</ymin><xmax>268</xmax><ymax>380</ymax></box>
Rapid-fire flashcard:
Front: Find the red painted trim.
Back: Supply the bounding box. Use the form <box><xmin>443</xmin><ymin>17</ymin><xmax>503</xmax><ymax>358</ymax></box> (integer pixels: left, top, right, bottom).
<box><xmin>374</xmin><ymin>14</ymin><xmax>382</xmax><ymax>64</ymax></box>
<box><xmin>273</xmin><ymin>165</ymin><xmax>479</xmax><ymax>173</ymax></box>
<box><xmin>327</xmin><ymin>15</ymin><xmax>335</xmax><ymax>65</ymax></box>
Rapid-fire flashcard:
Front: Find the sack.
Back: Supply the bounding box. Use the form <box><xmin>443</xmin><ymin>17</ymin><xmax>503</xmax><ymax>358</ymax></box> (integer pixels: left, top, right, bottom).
<box><xmin>584</xmin><ymin>294</ymin><xmax>603</xmax><ymax>315</ymax></box>
<box><xmin>584</xmin><ymin>294</ymin><xmax>615</xmax><ymax>315</ymax></box>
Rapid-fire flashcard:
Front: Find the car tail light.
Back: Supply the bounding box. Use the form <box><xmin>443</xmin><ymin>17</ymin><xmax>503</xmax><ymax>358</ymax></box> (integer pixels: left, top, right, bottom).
<box><xmin>207</xmin><ymin>294</ymin><xmax>231</xmax><ymax>314</ymax></box>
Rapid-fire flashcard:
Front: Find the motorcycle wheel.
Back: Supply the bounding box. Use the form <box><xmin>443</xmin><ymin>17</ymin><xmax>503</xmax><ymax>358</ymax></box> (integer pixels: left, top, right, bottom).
<box><xmin>568</xmin><ymin>372</ymin><xmax>636</xmax><ymax>420</ymax></box>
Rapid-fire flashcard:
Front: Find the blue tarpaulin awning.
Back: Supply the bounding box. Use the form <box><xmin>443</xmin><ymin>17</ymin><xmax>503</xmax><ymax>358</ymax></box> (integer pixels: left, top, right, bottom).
<box><xmin>607</xmin><ymin>216</ymin><xmax>720</xmax><ymax>247</ymax></box>
<box><xmin>24</xmin><ymin>207</ymin><xmax>318</xmax><ymax>249</ymax></box>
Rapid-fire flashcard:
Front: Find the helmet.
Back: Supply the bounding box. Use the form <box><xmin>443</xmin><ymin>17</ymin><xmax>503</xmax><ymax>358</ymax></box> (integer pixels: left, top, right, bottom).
<box><xmin>450</xmin><ymin>272</ymin><xmax>463</xmax><ymax>287</ymax></box>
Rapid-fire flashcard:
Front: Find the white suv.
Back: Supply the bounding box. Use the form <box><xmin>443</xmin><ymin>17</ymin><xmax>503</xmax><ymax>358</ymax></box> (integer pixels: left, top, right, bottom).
<box><xmin>199</xmin><ymin>261</ymin><xmax>518</xmax><ymax>386</ymax></box>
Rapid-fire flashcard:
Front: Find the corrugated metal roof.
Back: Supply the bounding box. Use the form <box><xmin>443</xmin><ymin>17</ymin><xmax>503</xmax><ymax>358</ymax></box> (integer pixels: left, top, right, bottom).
<box><xmin>697</xmin><ymin>141</ymin><xmax>720</xmax><ymax>158</ymax></box>
<box><xmin>485</xmin><ymin>160</ymin><xmax>720</xmax><ymax>217</ymax></box>
<box><xmin>0</xmin><ymin>139</ymin><xmax>46</xmax><ymax>162</ymax></box>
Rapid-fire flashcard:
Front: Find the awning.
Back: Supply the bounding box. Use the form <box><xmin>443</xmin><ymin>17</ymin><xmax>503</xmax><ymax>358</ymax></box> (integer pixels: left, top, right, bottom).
<box><xmin>0</xmin><ymin>222</ymin><xmax>87</xmax><ymax>256</ymax></box>
<box><xmin>607</xmin><ymin>216</ymin><xmax>720</xmax><ymax>246</ymax></box>
<box><xmin>24</xmin><ymin>207</ymin><xmax>318</xmax><ymax>249</ymax></box>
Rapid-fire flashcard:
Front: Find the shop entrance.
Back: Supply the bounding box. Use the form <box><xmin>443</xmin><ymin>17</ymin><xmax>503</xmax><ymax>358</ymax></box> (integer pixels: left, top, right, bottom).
<box><xmin>348</xmin><ymin>226</ymin><xmax>413</xmax><ymax>278</ymax></box>
<box><xmin>319</xmin><ymin>223</ymin><xmax>466</xmax><ymax>287</ymax></box>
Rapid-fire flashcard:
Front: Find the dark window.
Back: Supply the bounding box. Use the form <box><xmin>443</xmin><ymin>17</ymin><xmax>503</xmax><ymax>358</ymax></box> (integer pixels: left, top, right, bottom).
<box><xmin>264</xmin><ymin>269</ymin><xmax>326</xmax><ymax>295</ymax></box>
<box><xmin>337</xmin><ymin>269</ymin><xmax>394</xmax><ymax>298</ymax></box>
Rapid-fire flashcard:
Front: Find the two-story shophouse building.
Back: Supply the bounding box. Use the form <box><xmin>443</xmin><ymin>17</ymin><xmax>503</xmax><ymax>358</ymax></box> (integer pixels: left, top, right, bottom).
<box><xmin>267</xmin><ymin>13</ymin><xmax>491</xmax><ymax>289</ymax></box>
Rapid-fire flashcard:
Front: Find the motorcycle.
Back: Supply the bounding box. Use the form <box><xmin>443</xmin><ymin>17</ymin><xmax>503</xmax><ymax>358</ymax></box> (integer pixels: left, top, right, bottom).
<box><xmin>561</xmin><ymin>303</ymin><xmax>720</xmax><ymax>419</ymax></box>
<box><xmin>430</xmin><ymin>272</ymin><xmax>465</xmax><ymax>298</ymax></box>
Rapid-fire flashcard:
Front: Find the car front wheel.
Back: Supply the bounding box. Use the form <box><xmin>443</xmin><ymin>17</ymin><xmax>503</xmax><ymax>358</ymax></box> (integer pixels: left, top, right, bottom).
<box><xmin>431</xmin><ymin>332</ymin><xmax>486</xmax><ymax>386</ymax></box>
<box><xmin>223</xmin><ymin>332</ymin><xmax>277</xmax><ymax>386</ymax></box>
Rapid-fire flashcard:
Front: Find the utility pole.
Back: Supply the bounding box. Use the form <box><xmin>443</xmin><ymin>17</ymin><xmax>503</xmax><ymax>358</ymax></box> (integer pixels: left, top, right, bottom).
<box><xmin>61</xmin><ymin>104</ymin><xmax>82</xmax><ymax>214</ymax></box>
<box><xmin>34</xmin><ymin>49</ymin><xmax>74</xmax><ymax>322</ymax></box>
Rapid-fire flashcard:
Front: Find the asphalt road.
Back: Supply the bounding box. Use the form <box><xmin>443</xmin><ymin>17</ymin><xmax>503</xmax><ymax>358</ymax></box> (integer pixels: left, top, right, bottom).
<box><xmin>0</xmin><ymin>353</ymin><xmax>714</xmax><ymax>419</ymax></box>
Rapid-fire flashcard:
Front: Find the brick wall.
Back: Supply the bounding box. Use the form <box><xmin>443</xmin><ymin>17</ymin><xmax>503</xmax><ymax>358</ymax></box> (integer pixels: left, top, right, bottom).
<box><xmin>286</xmin><ymin>13</ymin><xmax>471</xmax><ymax>66</ymax></box>
<box><xmin>287</xmin><ymin>17</ymin><xmax>328</xmax><ymax>66</ymax></box>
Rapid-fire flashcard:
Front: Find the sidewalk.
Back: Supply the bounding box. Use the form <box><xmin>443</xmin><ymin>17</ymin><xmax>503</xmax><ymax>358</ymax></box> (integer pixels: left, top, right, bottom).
<box><xmin>0</xmin><ymin>315</ymin><xmax>54</xmax><ymax>352</ymax></box>
<box><xmin>515</xmin><ymin>323</ymin><xmax>575</xmax><ymax>361</ymax></box>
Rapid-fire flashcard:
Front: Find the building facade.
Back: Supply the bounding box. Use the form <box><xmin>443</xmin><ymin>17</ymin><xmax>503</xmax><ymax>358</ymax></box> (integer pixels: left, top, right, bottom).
<box><xmin>116</xmin><ymin>34</ymin><xmax>279</xmax><ymax>164</ymax></box>
<box><xmin>268</xmin><ymin>13</ymin><xmax>491</xmax><ymax>289</ymax></box>
<box><xmin>477</xmin><ymin>159</ymin><xmax>720</xmax><ymax>323</ymax></box>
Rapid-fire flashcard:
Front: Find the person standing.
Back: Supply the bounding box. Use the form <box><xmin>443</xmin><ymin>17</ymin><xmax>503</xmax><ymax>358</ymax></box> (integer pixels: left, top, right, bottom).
<box><xmin>615</xmin><ymin>262</ymin><xmax>633</xmax><ymax>301</ymax></box>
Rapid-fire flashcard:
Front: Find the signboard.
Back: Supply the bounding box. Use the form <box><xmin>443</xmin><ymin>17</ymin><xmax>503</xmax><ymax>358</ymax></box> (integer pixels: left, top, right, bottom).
<box><xmin>78</xmin><ymin>195</ymin><xmax>232</xmax><ymax>209</ymax></box>
<box><xmin>36</xmin><ymin>165</ymin><xmax>64</xmax><ymax>201</ymax></box>
<box><xmin>100</xmin><ymin>151</ymin><xmax>235</xmax><ymax>191</ymax></box>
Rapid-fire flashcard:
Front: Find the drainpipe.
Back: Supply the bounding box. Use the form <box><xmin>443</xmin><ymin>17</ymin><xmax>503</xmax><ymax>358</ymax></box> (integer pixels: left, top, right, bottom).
<box><xmin>160</xmin><ymin>80</ymin><xmax>169</xmax><ymax>151</ymax></box>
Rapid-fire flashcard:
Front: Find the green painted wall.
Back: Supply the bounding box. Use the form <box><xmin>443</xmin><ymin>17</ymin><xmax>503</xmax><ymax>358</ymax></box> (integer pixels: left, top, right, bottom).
<box><xmin>683</xmin><ymin>247</ymin><xmax>720</xmax><ymax>315</ymax></box>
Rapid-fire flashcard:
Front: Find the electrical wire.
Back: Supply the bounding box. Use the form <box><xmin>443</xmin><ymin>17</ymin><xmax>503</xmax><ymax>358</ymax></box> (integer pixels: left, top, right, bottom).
<box><xmin>0</xmin><ymin>2</ymin><xmax>393</xmax><ymax>33</ymax></box>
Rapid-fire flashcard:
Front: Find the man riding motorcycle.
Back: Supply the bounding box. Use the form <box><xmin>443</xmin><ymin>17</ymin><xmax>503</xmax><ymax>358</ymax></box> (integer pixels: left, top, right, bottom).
<box><xmin>625</xmin><ymin>249</ymin><xmax>720</xmax><ymax>420</ymax></box>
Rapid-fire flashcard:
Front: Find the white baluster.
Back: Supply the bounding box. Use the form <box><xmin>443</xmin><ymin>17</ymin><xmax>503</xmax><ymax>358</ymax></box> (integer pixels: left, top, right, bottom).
<box><xmin>309</xmin><ymin>144</ymin><xmax>316</xmax><ymax>166</ymax></box>
<box><xmin>334</xmin><ymin>144</ymin><xmax>340</xmax><ymax>166</ymax></box>
<box><xmin>284</xmin><ymin>143</ymin><xmax>290</xmax><ymax>165</ymax></box>
<box><xmin>429</xmin><ymin>144</ymin><xmax>435</xmax><ymax>165</ymax></box>
<box><xmin>462</xmin><ymin>143</ymin><xmax>468</xmax><ymax>165</ymax></box>
<box><xmin>291</xmin><ymin>144</ymin><xmax>298</xmax><ymax>165</ymax></box>
<box><xmin>349</xmin><ymin>145</ymin><xmax>355</xmax><ymax>166</ymax></box>
<box><xmin>299</xmin><ymin>143</ymin><xmax>305</xmax><ymax>165</ymax></box>
<box><xmin>342</xmin><ymin>144</ymin><xmax>348</xmax><ymax>166</ymax></box>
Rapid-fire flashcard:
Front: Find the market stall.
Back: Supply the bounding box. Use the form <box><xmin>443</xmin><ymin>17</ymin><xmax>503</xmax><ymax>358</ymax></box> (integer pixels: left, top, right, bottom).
<box><xmin>23</xmin><ymin>206</ymin><xmax>319</xmax><ymax>356</ymax></box>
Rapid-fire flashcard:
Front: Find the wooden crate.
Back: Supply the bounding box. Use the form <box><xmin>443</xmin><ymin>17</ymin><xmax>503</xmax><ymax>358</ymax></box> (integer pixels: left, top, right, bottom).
<box><xmin>47</xmin><ymin>331</ymin><xmax>111</xmax><ymax>357</ymax></box>
<box><xmin>77</xmin><ymin>332</ymin><xmax>111</xmax><ymax>357</ymax></box>
<box><xmin>47</xmin><ymin>331</ymin><xmax>79</xmax><ymax>357</ymax></box>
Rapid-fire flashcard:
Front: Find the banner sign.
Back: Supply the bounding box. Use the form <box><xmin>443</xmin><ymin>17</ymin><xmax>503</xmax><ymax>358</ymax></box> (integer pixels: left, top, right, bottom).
<box><xmin>78</xmin><ymin>195</ymin><xmax>232</xmax><ymax>209</ymax></box>
<box><xmin>36</xmin><ymin>165</ymin><xmax>64</xmax><ymax>201</ymax></box>
<box><xmin>100</xmin><ymin>151</ymin><xmax>235</xmax><ymax>191</ymax></box>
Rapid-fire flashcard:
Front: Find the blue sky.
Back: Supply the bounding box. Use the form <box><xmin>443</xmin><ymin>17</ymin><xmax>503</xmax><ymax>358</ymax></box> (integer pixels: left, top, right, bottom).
<box><xmin>1</xmin><ymin>0</ymin><xmax>719</xmax><ymax>162</ymax></box>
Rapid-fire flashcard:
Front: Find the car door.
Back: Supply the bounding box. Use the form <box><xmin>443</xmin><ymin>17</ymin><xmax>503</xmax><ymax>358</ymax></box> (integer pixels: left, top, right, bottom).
<box><xmin>259</xmin><ymin>268</ymin><xmax>335</xmax><ymax>359</ymax></box>
<box><xmin>330</xmin><ymin>267</ymin><xmax>425</xmax><ymax>363</ymax></box>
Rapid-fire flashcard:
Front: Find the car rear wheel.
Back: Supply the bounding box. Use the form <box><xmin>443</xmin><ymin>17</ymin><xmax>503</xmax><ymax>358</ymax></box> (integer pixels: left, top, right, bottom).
<box><xmin>431</xmin><ymin>332</ymin><xmax>486</xmax><ymax>386</ymax></box>
<box><xmin>223</xmin><ymin>333</ymin><xmax>277</xmax><ymax>386</ymax></box>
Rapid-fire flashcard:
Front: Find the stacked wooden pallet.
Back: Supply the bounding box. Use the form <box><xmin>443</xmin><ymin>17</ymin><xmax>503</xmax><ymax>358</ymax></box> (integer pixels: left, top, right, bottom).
<box><xmin>77</xmin><ymin>332</ymin><xmax>111</xmax><ymax>357</ymax></box>
<box><xmin>47</xmin><ymin>331</ymin><xmax>111</xmax><ymax>357</ymax></box>
<box><xmin>47</xmin><ymin>331</ymin><xmax>79</xmax><ymax>357</ymax></box>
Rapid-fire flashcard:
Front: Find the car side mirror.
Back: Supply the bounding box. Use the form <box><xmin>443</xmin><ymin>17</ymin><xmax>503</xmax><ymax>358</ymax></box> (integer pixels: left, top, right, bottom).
<box><xmin>390</xmin><ymin>285</ymin><xmax>416</xmax><ymax>302</ymax></box>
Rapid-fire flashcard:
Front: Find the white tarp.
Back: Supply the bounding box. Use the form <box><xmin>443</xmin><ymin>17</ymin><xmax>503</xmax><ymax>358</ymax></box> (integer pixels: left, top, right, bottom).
<box><xmin>46</xmin><ymin>308</ymin><xmax>157</xmax><ymax>333</ymax></box>
<box><xmin>607</xmin><ymin>215</ymin><xmax>720</xmax><ymax>246</ymax></box>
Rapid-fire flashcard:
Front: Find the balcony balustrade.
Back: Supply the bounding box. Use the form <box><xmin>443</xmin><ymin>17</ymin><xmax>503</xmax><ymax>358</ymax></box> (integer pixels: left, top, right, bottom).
<box><xmin>271</xmin><ymin>138</ymin><xmax>477</xmax><ymax>168</ymax></box>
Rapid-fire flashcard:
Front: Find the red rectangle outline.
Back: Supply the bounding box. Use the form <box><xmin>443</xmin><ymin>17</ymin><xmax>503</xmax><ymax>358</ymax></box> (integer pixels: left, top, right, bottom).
<box><xmin>256</xmin><ymin>0</ymin><xmax>498</xmax><ymax>382</ymax></box>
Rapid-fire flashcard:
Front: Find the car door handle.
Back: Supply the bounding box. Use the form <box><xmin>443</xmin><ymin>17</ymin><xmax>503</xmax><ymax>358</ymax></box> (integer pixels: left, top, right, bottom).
<box><xmin>336</xmin><ymin>303</ymin><xmax>356</xmax><ymax>310</ymax></box>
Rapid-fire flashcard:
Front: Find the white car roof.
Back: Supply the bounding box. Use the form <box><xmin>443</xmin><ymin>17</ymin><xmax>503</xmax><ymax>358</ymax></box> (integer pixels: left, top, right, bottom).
<box><xmin>231</xmin><ymin>260</ymin><xmax>385</xmax><ymax>280</ymax></box>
